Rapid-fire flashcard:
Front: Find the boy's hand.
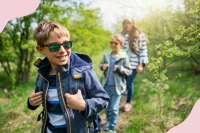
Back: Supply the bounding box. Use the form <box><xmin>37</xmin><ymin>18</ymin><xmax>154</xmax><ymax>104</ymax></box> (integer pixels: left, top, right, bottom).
<box><xmin>113</xmin><ymin>65</ymin><xmax>118</xmax><ymax>71</ymax></box>
<box><xmin>65</xmin><ymin>89</ymin><xmax>86</xmax><ymax>111</ymax></box>
<box><xmin>137</xmin><ymin>64</ymin><xmax>143</xmax><ymax>72</ymax></box>
<box><xmin>28</xmin><ymin>91</ymin><xmax>43</xmax><ymax>106</ymax></box>
<box><xmin>102</xmin><ymin>64</ymin><xmax>109</xmax><ymax>71</ymax></box>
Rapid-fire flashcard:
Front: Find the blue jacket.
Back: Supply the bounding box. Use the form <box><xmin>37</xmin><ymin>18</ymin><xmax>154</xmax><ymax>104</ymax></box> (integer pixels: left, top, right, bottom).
<box><xmin>28</xmin><ymin>52</ymin><xmax>110</xmax><ymax>133</ymax></box>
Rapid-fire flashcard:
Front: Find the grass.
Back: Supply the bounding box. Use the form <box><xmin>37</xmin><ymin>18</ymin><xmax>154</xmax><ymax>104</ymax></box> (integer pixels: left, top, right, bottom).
<box><xmin>122</xmin><ymin>64</ymin><xmax>200</xmax><ymax>133</ymax></box>
<box><xmin>0</xmin><ymin>70</ymin><xmax>43</xmax><ymax>133</ymax></box>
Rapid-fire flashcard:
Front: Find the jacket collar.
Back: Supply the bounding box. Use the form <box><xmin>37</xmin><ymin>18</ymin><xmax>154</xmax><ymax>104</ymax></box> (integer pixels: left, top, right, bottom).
<box><xmin>34</xmin><ymin>52</ymin><xmax>93</xmax><ymax>78</ymax></box>
<box><xmin>105</xmin><ymin>49</ymin><xmax>127</xmax><ymax>61</ymax></box>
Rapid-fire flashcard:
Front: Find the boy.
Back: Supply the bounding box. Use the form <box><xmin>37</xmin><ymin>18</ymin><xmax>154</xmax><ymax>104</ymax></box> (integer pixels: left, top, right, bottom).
<box><xmin>100</xmin><ymin>34</ymin><xmax>132</xmax><ymax>133</ymax></box>
<box><xmin>27</xmin><ymin>19</ymin><xmax>109</xmax><ymax>133</ymax></box>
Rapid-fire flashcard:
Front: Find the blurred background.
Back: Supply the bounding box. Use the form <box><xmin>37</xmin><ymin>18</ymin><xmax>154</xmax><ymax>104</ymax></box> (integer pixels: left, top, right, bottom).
<box><xmin>0</xmin><ymin>0</ymin><xmax>199</xmax><ymax>132</ymax></box>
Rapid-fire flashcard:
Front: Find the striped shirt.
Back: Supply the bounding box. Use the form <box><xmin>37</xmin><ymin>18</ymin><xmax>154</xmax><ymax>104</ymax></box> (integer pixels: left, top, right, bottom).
<box><xmin>46</xmin><ymin>75</ymin><xmax>67</xmax><ymax>133</ymax></box>
<box><xmin>122</xmin><ymin>32</ymin><xmax>149</xmax><ymax>69</ymax></box>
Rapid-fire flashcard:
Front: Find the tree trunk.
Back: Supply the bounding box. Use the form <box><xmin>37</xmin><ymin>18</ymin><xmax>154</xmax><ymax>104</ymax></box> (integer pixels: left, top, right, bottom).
<box><xmin>15</xmin><ymin>49</ymin><xmax>34</xmax><ymax>84</ymax></box>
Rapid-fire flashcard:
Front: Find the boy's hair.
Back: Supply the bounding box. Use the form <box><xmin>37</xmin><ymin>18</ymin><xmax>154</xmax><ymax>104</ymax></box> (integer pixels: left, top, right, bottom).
<box><xmin>113</xmin><ymin>34</ymin><xmax>125</xmax><ymax>47</ymax></box>
<box><xmin>34</xmin><ymin>19</ymin><xmax>70</xmax><ymax>46</ymax></box>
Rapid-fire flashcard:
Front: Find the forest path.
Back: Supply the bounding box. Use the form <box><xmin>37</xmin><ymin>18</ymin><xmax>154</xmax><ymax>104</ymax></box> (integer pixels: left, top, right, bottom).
<box><xmin>100</xmin><ymin>95</ymin><xmax>133</xmax><ymax>133</ymax></box>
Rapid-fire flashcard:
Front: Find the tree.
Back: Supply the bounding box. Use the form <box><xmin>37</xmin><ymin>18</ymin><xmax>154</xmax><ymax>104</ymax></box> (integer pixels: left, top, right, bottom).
<box><xmin>148</xmin><ymin>0</ymin><xmax>200</xmax><ymax>76</ymax></box>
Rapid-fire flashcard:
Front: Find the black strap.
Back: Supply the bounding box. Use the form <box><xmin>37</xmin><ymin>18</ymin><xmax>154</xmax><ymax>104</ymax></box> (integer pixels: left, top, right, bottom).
<box><xmin>37</xmin><ymin>109</ymin><xmax>45</xmax><ymax>121</ymax></box>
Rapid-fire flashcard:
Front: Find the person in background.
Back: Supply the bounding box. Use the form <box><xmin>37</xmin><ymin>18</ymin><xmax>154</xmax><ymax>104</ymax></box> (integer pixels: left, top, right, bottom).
<box><xmin>100</xmin><ymin>34</ymin><xmax>132</xmax><ymax>133</ymax></box>
<box><xmin>27</xmin><ymin>19</ymin><xmax>109</xmax><ymax>133</ymax></box>
<box><xmin>121</xmin><ymin>18</ymin><xmax>149</xmax><ymax>112</ymax></box>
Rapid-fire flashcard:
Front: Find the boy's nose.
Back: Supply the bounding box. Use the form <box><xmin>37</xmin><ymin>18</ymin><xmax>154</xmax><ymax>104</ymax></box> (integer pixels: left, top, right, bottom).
<box><xmin>58</xmin><ymin>45</ymin><xmax>65</xmax><ymax>52</ymax></box>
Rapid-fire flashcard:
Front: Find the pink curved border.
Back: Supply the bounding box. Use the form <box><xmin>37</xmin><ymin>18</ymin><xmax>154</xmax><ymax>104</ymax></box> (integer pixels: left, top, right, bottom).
<box><xmin>167</xmin><ymin>99</ymin><xmax>200</xmax><ymax>133</ymax></box>
<box><xmin>0</xmin><ymin>0</ymin><xmax>40</xmax><ymax>33</ymax></box>
<box><xmin>0</xmin><ymin>1</ymin><xmax>199</xmax><ymax>133</ymax></box>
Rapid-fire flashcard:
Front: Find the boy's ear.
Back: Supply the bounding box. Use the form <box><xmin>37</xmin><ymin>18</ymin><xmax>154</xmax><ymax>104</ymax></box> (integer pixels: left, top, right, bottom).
<box><xmin>36</xmin><ymin>46</ymin><xmax>44</xmax><ymax>55</ymax></box>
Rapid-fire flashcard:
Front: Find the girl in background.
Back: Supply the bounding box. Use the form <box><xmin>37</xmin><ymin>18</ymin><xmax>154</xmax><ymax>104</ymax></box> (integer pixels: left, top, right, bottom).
<box><xmin>122</xmin><ymin>18</ymin><xmax>149</xmax><ymax>112</ymax></box>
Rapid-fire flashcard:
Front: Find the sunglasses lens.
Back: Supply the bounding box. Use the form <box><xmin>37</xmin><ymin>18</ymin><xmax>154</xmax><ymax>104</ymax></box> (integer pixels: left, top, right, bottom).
<box><xmin>47</xmin><ymin>41</ymin><xmax>72</xmax><ymax>52</ymax></box>
<box><xmin>110</xmin><ymin>41</ymin><xmax>119</xmax><ymax>45</ymax></box>
<box><xmin>49</xmin><ymin>43</ymin><xmax>60</xmax><ymax>52</ymax></box>
<box><xmin>63</xmin><ymin>41</ymin><xmax>72</xmax><ymax>49</ymax></box>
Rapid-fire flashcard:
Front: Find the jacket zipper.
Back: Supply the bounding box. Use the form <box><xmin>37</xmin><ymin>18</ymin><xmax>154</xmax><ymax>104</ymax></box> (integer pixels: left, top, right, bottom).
<box><xmin>58</xmin><ymin>72</ymin><xmax>72</xmax><ymax>133</ymax></box>
<box><xmin>104</xmin><ymin>54</ymin><xmax>110</xmax><ymax>85</ymax></box>
<box><xmin>38</xmin><ymin>73</ymin><xmax>49</xmax><ymax>133</ymax></box>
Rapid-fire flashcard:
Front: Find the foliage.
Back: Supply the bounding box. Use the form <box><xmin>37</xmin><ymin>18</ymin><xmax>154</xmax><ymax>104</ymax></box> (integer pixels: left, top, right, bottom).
<box><xmin>67</xmin><ymin>3</ymin><xmax>111</xmax><ymax>56</ymax></box>
<box><xmin>142</xmin><ymin>70</ymin><xmax>169</xmax><ymax>116</ymax></box>
<box><xmin>148</xmin><ymin>0</ymin><xmax>200</xmax><ymax>78</ymax></box>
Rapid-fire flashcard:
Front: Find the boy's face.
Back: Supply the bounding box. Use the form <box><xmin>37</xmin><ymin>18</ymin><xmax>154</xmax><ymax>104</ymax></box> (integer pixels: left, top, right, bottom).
<box><xmin>36</xmin><ymin>32</ymin><xmax>71</xmax><ymax>70</ymax></box>
<box><xmin>110</xmin><ymin>37</ymin><xmax>121</xmax><ymax>54</ymax></box>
